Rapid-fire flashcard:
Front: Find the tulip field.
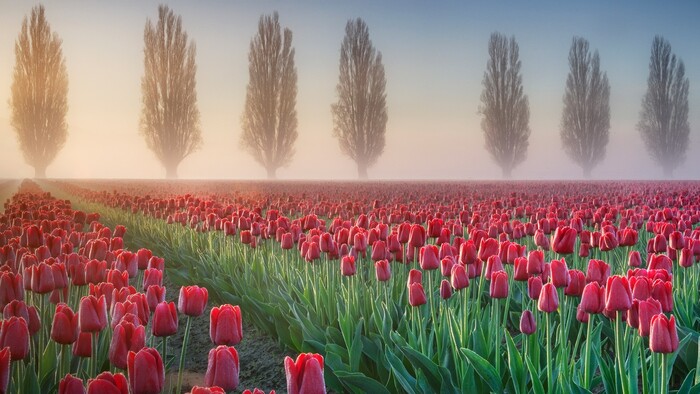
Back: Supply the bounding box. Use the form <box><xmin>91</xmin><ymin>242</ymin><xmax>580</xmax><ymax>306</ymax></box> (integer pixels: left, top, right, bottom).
<box><xmin>1</xmin><ymin>180</ymin><xmax>700</xmax><ymax>393</ymax></box>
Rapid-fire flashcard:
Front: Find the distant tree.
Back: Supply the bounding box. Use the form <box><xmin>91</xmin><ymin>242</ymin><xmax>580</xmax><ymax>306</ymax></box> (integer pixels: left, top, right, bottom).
<box><xmin>141</xmin><ymin>5</ymin><xmax>201</xmax><ymax>179</ymax></box>
<box><xmin>10</xmin><ymin>5</ymin><xmax>68</xmax><ymax>178</ymax></box>
<box><xmin>479</xmin><ymin>32</ymin><xmax>530</xmax><ymax>179</ymax></box>
<box><xmin>560</xmin><ymin>37</ymin><xmax>610</xmax><ymax>178</ymax></box>
<box><xmin>332</xmin><ymin>18</ymin><xmax>387</xmax><ymax>179</ymax></box>
<box><xmin>638</xmin><ymin>36</ymin><xmax>690</xmax><ymax>178</ymax></box>
<box><xmin>240</xmin><ymin>12</ymin><xmax>298</xmax><ymax>179</ymax></box>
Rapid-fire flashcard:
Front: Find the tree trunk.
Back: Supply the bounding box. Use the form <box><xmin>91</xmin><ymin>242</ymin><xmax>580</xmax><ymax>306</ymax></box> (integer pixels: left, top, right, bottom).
<box><xmin>582</xmin><ymin>167</ymin><xmax>592</xmax><ymax>179</ymax></box>
<box><xmin>357</xmin><ymin>162</ymin><xmax>368</xmax><ymax>179</ymax></box>
<box><xmin>501</xmin><ymin>166</ymin><xmax>512</xmax><ymax>179</ymax></box>
<box><xmin>662</xmin><ymin>165</ymin><xmax>673</xmax><ymax>179</ymax></box>
<box><xmin>34</xmin><ymin>166</ymin><xmax>47</xmax><ymax>179</ymax></box>
<box><xmin>266</xmin><ymin>167</ymin><xmax>277</xmax><ymax>179</ymax></box>
<box><xmin>165</xmin><ymin>164</ymin><xmax>178</xmax><ymax>179</ymax></box>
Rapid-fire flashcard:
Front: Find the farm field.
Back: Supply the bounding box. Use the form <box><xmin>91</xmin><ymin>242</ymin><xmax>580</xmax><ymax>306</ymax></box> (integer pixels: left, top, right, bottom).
<box><xmin>2</xmin><ymin>179</ymin><xmax>700</xmax><ymax>393</ymax></box>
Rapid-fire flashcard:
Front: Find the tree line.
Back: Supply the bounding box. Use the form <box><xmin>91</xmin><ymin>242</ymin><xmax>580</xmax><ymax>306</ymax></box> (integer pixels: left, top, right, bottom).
<box><xmin>8</xmin><ymin>5</ymin><xmax>692</xmax><ymax>179</ymax></box>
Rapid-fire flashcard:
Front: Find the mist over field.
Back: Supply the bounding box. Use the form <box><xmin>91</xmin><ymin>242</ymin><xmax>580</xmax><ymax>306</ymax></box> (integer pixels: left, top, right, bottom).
<box><xmin>0</xmin><ymin>0</ymin><xmax>699</xmax><ymax>180</ymax></box>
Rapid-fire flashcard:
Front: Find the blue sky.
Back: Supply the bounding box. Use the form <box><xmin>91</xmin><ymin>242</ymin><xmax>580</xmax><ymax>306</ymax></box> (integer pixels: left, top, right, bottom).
<box><xmin>0</xmin><ymin>0</ymin><xmax>698</xmax><ymax>179</ymax></box>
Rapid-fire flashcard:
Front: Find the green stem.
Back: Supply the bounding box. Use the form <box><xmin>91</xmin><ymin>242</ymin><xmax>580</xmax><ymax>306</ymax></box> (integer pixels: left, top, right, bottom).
<box><xmin>661</xmin><ymin>354</ymin><xmax>668</xmax><ymax>394</ymax></box>
<box><xmin>176</xmin><ymin>316</ymin><xmax>193</xmax><ymax>394</ymax></box>
<box><xmin>546</xmin><ymin>312</ymin><xmax>553</xmax><ymax>394</ymax></box>
<box><xmin>92</xmin><ymin>332</ymin><xmax>98</xmax><ymax>377</ymax></box>
<box><xmin>161</xmin><ymin>336</ymin><xmax>168</xmax><ymax>374</ymax></box>
<box><xmin>616</xmin><ymin>311</ymin><xmax>627</xmax><ymax>394</ymax></box>
<box><xmin>584</xmin><ymin>314</ymin><xmax>593</xmax><ymax>389</ymax></box>
<box><xmin>640</xmin><ymin>338</ymin><xmax>648</xmax><ymax>394</ymax></box>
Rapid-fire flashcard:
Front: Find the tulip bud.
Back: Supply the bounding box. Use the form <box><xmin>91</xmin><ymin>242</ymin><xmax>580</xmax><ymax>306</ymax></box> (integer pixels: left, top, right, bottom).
<box><xmin>440</xmin><ymin>279</ymin><xmax>452</xmax><ymax>300</ymax></box>
<box><xmin>87</xmin><ymin>371</ymin><xmax>128</xmax><ymax>394</ymax></box>
<box><xmin>519</xmin><ymin>310</ymin><xmax>536</xmax><ymax>335</ymax></box>
<box><xmin>285</xmin><ymin>353</ymin><xmax>326</xmax><ymax>394</ymax></box>
<box><xmin>0</xmin><ymin>316</ymin><xmax>29</xmax><ymax>360</ymax></box>
<box><xmin>59</xmin><ymin>374</ymin><xmax>86</xmax><ymax>394</ymax></box>
<box><xmin>408</xmin><ymin>283</ymin><xmax>427</xmax><ymax>307</ymax></box>
<box><xmin>537</xmin><ymin>283</ymin><xmax>559</xmax><ymax>313</ymax></box>
<box><xmin>178</xmin><ymin>286</ymin><xmax>208</xmax><ymax>317</ymax></box>
<box><xmin>605</xmin><ymin>276</ymin><xmax>632</xmax><ymax>312</ymax></box>
<box><xmin>204</xmin><ymin>346</ymin><xmax>240</xmax><ymax>391</ymax></box>
<box><xmin>210</xmin><ymin>304</ymin><xmax>242</xmax><ymax>346</ymax></box>
<box><xmin>374</xmin><ymin>260</ymin><xmax>391</xmax><ymax>282</ymax></box>
<box><xmin>152</xmin><ymin>302</ymin><xmax>178</xmax><ymax>338</ymax></box>
<box><xmin>128</xmin><ymin>348</ymin><xmax>164</xmax><ymax>394</ymax></box>
<box><xmin>51</xmin><ymin>303</ymin><xmax>79</xmax><ymax>345</ymax></box>
<box><xmin>489</xmin><ymin>271</ymin><xmax>509</xmax><ymax>299</ymax></box>
<box><xmin>649</xmin><ymin>314</ymin><xmax>679</xmax><ymax>354</ymax></box>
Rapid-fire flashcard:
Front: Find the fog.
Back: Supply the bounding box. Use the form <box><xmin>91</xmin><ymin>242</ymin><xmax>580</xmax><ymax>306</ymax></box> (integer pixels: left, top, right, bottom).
<box><xmin>1</xmin><ymin>0</ymin><xmax>699</xmax><ymax>180</ymax></box>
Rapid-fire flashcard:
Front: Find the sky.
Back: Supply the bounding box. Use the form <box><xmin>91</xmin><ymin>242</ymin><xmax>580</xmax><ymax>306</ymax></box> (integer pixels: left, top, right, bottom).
<box><xmin>0</xmin><ymin>0</ymin><xmax>698</xmax><ymax>180</ymax></box>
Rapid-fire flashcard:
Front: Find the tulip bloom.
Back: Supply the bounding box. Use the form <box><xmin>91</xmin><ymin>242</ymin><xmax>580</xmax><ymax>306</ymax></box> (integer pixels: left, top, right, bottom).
<box><xmin>340</xmin><ymin>256</ymin><xmax>356</xmax><ymax>277</ymax></box>
<box><xmin>651</xmin><ymin>280</ymin><xmax>673</xmax><ymax>312</ymax></box>
<box><xmin>178</xmin><ymin>286</ymin><xmax>208</xmax><ymax>317</ymax></box>
<box><xmin>520</xmin><ymin>310</ymin><xmax>536</xmax><ymax>335</ymax></box>
<box><xmin>31</xmin><ymin>262</ymin><xmax>55</xmax><ymax>294</ymax></box>
<box><xmin>0</xmin><ymin>347</ymin><xmax>8</xmax><ymax>394</ymax></box>
<box><xmin>538</xmin><ymin>283</ymin><xmax>559</xmax><ymax>313</ymax></box>
<box><xmin>565</xmin><ymin>269</ymin><xmax>586</xmax><ymax>297</ymax></box>
<box><xmin>204</xmin><ymin>346</ymin><xmax>240</xmax><ymax>391</ymax></box>
<box><xmin>0</xmin><ymin>316</ymin><xmax>30</xmax><ymax>360</ymax></box>
<box><xmin>527</xmin><ymin>276</ymin><xmax>543</xmax><ymax>300</ymax></box>
<box><xmin>419</xmin><ymin>245</ymin><xmax>439</xmax><ymax>270</ymax></box>
<box><xmin>440</xmin><ymin>279</ymin><xmax>452</xmax><ymax>300</ymax></box>
<box><xmin>550</xmin><ymin>259</ymin><xmax>570</xmax><ymax>288</ymax></box>
<box><xmin>59</xmin><ymin>374</ymin><xmax>86</xmax><ymax>394</ymax></box>
<box><xmin>551</xmin><ymin>226</ymin><xmax>576</xmax><ymax>255</ymax></box>
<box><xmin>628</xmin><ymin>250</ymin><xmax>642</xmax><ymax>267</ymax></box>
<box><xmin>51</xmin><ymin>303</ymin><xmax>79</xmax><ymax>345</ymax></box>
<box><xmin>146</xmin><ymin>285</ymin><xmax>166</xmax><ymax>312</ymax></box>
<box><xmin>649</xmin><ymin>314</ymin><xmax>679</xmax><ymax>354</ymax></box>
<box><xmin>189</xmin><ymin>387</ymin><xmax>226</xmax><ymax>394</ymax></box>
<box><xmin>127</xmin><ymin>348</ymin><xmax>164</xmax><ymax>394</ymax></box>
<box><xmin>374</xmin><ymin>260</ymin><xmax>391</xmax><ymax>282</ymax></box>
<box><xmin>450</xmin><ymin>264</ymin><xmax>469</xmax><ymax>291</ymax></box>
<box><xmin>79</xmin><ymin>295</ymin><xmax>108</xmax><ymax>332</ymax></box>
<box><xmin>72</xmin><ymin>332</ymin><xmax>92</xmax><ymax>358</ymax></box>
<box><xmin>0</xmin><ymin>272</ymin><xmax>23</xmax><ymax>310</ymax></box>
<box><xmin>210</xmin><ymin>304</ymin><xmax>242</xmax><ymax>346</ymax></box>
<box><xmin>605</xmin><ymin>276</ymin><xmax>632</xmax><ymax>312</ymax></box>
<box><xmin>526</xmin><ymin>250</ymin><xmax>544</xmax><ymax>275</ymax></box>
<box><xmin>586</xmin><ymin>259</ymin><xmax>610</xmax><ymax>285</ymax></box>
<box><xmin>489</xmin><ymin>271</ymin><xmax>509</xmax><ymax>299</ymax></box>
<box><xmin>285</xmin><ymin>353</ymin><xmax>326</xmax><ymax>394</ymax></box>
<box><xmin>152</xmin><ymin>302</ymin><xmax>178</xmax><ymax>338</ymax></box>
<box><xmin>580</xmin><ymin>282</ymin><xmax>605</xmax><ymax>314</ymax></box>
<box><xmin>87</xmin><ymin>372</ymin><xmax>128</xmax><ymax>394</ymax></box>
<box><xmin>109</xmin><ymin>320</ymin><xmax>146</xmax><ymax>370</ymax></box>
<box><xmin>408</xmin><ymin>283</ymin><xmax>427</xmax><ymax>307</ymax></box>
<box><xmin>637</xmin><ymin>298</ymin><xmax>663</xmax><ymax>337</ymax></box>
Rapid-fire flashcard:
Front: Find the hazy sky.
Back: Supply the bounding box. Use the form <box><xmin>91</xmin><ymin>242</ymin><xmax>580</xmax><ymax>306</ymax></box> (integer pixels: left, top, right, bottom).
<box><xmin>0</xmin><ymin>1</ymin><xmax>698</xmax><ymax>180</ymax></box>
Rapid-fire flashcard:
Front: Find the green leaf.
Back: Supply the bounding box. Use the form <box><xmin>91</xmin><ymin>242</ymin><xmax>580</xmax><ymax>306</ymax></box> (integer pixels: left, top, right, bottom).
<box><xmin>525</xmin><ymin>357</ymin><xmax>545</xmax><ymax>394</ymax></box>
<box><xmin>460</xmin><ymin>347</ymin><xmax>503</xmax><ymax>393</ymax></box>
<box><xmin>676</xmin><ymin>369</ymin><xmax>695</xmax><ymax>394</ymax></box>
<box><xmin>385</xmin><ymin>349</ymin><xmax>417</xmax><ymax>394</ymax></box>
<box><xmin>23</xmin><ymin>365</ymin><xmax>41</xmax><ymax>394</ymax></box>
<box><xmin>504</xmin><ymin>331</ymin><xmax>525</xmax><ymax>394</ymax></box>
<box><xmin>335</xmin><ymin>371</ymin><xmax>391</xmax><ymax>394</ymax></box>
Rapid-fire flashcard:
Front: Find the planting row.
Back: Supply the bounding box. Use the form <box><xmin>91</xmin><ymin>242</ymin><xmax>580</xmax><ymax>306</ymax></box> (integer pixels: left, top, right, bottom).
<box><xmin>0</xmin><ymin>180</ymin><xmax>325</xmax><ymax>394</ymax></box>
<box><xmin>49</xmin><ymin>180</ymin><xmax>700</xmax><ymax>393</ymax></box>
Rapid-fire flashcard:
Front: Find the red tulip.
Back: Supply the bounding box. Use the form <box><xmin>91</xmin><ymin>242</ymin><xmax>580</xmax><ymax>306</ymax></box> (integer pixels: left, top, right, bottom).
<box><xmin>87</xmin><ymin>371</ymin><xmax>128</xmax><ymax>394</ymax></box>
<box><xmin>109</xmin><ymin>319</ymin><xmax>146</xmax><ymax>369</ymax></box>
<box><xmin>178</xmin><ymin>286</ymin><xmax>208</xmax><ymax>317</ymax></box>
<box><xmin>85</xmin><ymin>259</ymin><xmax>107</xmax><ymax>284</ymax></box>
<box><xmin>285</xmin><ymin>353</ymin><xmax>326</xmax><ymax>394</ymax></box>
<box><xmin>527</xmin><ymin>276</ymin><xmax>543</xmax><ymax>300</ymax></box>
<box><xmin>628</xmin><ymin>251</ymin><xmax>642</xmax><ymax>267</ymax></box>
<box><xmin>550</xmin><ymin>259</ymin><xmax>570</xmax><ymax>288</ymax></box>
<box><xmin>136</xmin><ymin>249</ymin><xmax>152</xmax><ymax>270</ymax></box>
<box><xmin>419</xmin><ymin>245</ymin><xmax>439</xmax><ymax>270</ymax></box>
<box><xmin>407</xmin><ymin>269</ymin><xmax>422</xmax><ymax>288</ymax></box>
<box><xmin>513</xmin><ymin>257</ymin><xmax>528</xmax><ymax>281</ymax></box>
<box><xmin>210</xmin><ymin>304</ymin><xmax>242</xmax><ymax>346</ymax></box>
<box><xmin>51</xmin><ymin>303</ymin><xmax>79</xmax><ymax>345</ymax></box>
<box><xmin>526</xmin><ymin>250</ymin><xmax>544</xmax><ymax>275</ymax></box>
<box><xmin>551</xmin><ymin>226</ymin><xmax>576</xmax><ymax>255</ymax></box>
<box><xmin>127</xmin><ymin>347</ymin><xmax>164</xmax><ymax>394</ymax></box>
<box><xmin>72</xmin><ymin>332</ymin><xmax>92</xmax><ymax>358</ymax></box>
<box><xmin>189</xmin><ymin>387</ymin><xmax>226</xmax><ymax>394</ymax></box>
<box><xmin>648</xmin><ymin>254</ymin><xmax>672</xmax><ymax>273</ymax></box>
<box><xmin>408</xmin><ymin>283</ymin><xmax>427</xmax><ymax>307</ymax></box>
<box><xmin>450</xmin><ymin>264</ymin><xmax>469</xmax><ymax>291</ymax></box>
<box><xmin>440</xmin><ymin>279</ymin><xmax>452</xmax><ymax>300</ymax></box>
<box><xmin>630</xmin><ymin>276</ymin><xmax>652</xmax><ymax>301</ymax></box>
<box><xmin>79</xmin><ymin>295</ymin><xmax>108</xmax><ymax>332</ymax></box>
<box><xmin>281</xmin><ymin>233</ymin><xmax>294</xmax><ymax>250</ymax></box>
<box><xmin>3</xmin><ymin>299</ymin><xmax>29</xmax><ymax>322</ymax></box>
<box><xmin>31</xmin><ymin>262</ymin><xmax>55</xmax><ymax>294</ymax></box>
<box><xmin>408</xmin><ymin>224</ymin><xmax>426</xmax><ymax>248</ymax></box>
<box><xmin>204</xmin><ymin>345</ymin><xmax>240</xmax><ymax>391</ymax></box>
<box><xmin>152</xmin><ymin>302</ymin><xmax>178</xmax><ymax>337</ymax></box>
<box><xmin>538</xmin><ymin>283</ymin><xmax>559</xmax><ymax>313</ymax></box>
<box><xmin>147</xmin><ymin>256</ymin><xmax>164</xmax><ymax>271</ymax></box>
<box><xmin>142</xmin><ymin>269</ymin><xmax>162</xmax><ymax>290</ymax></box>
<box><xmin>374</xmin><ymin>260</ymin><xmax>391</xmax><ymax>282</ymax></box>
<box><xmin>651</xmin><ymin>280</ymin><xmax>673</xmax><ymax>312</ymax></box>
<box><xmin>459</xmin><ymin>241</ymin><xmax>477</xmax><ymax>265</ymax></box>
<box><xmin>241</xmin><ymin>389</ymin><xmax>274</xmax><ymax>394</ymax></box>
<box><xmin>520</xmin><ymin>310</ymin><xmax>536</xmax><ymax>335</ymax></box>
<box><xmin>340</xmin><ymin>255</ymin><xmax>356</xmax><ymax>277</ymax></box>
<box><xmin>605</xmin><ymin>275</ymin><xmax>632</xmax><ymax>312</ymax></box>
<box><xmin>0</xmin><ymin>347</ymin><xmax>8</xmax><ymax>394</ymax></box>
<box><xmin>87</xmin><ymin>240</ymin><xmax>108</xmax><ymax>262</ymax></box>
<box><xmin>489</xmin><ymin>271</ymin><xmax>509</xmax><ymax>299</ymax></box>
<box><xmin>145</xmin><ymin>285</ymin><xmax>166</xmax><ymax>312</ymax></box>
<box><xmin>59</xmin><ymin>374</ymin><xmax>86</xmax><ymax>394</ymax></box>
<box><xmin>0</xmin><ymin>272</ymin><xmax>23</xmax><ymax>310</ymax></box>
<box><xmin>478</xmin><ymin>237</ymin><xmax>499</xmax><ymax>261</ymax></box>
<box><xmin>638</xmin><ymin>298</ymin><xmax>663</xmax><ymax>337</ymax></box>
<box><xmin>649</xmin><ymin>314</ymin><xmax>679</xmax><ymax>354</ymax></box>
<box><xmin>485</xmin><ymin>255</ymin><xmax>504</xmax><ymax>281</ymax></box>
<box><xmin>0</xmin><ymin>316</ymin><xmax>29</xmax><ymax>360</ymax></box>
<box><xmin>580</xmin><ymin>282</ymin><xmax>605</xmax><ymax>314</ymax></box>
<box><xmin>565</xmin><ymin>269</ymin><xmax>585</xmax><ymax>297</ymax></box>
<box><xmin>586</xmin><ymin>259</ymin><xmax>610</xmax><ymax>285</ymax></box>
<box><xmin>599</xmin><ymin>232</ymin><xmax>619</xmax><ymax>252</ymax></box>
